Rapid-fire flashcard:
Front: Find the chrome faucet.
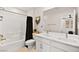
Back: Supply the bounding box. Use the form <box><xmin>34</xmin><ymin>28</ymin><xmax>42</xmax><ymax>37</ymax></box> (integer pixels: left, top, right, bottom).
<box><xmin>66</xmin><ymin>33</ymin><xmax>68</xmax><ymax>39</ymax></box>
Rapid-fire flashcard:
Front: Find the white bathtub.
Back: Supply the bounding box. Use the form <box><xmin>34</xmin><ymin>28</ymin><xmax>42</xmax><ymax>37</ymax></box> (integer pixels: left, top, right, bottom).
<box><xmin>34</xmin><ymin>32</ymin><xmax>79</xmax><ymax>52</ymax></box>
<box><xmin>0</xmin><ymin>34</ymin><xmax>25</xmax><ymax>52</ymax></box>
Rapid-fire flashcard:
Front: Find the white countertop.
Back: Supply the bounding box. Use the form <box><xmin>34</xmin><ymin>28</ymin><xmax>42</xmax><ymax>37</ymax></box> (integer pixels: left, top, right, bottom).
<box><xmin>34</xmin><ymin>32</ymin><xmax>79</xmax><ymax>48</ymax></box>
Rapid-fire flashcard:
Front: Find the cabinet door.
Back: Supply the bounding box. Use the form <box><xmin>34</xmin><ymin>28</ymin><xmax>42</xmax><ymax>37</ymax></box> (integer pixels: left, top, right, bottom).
<box><xmin>36</xmin><ymin>40</ymin><xmax>40</xmax><ymax>51</ymax></box>
<box><xmin>36</xmin><ymin>39</ymin><xmax>43</xmax><ymax>52</ymax></box>
<box><xmin>35</xmin><ymin>36</ymin><xmax>51</xmax><ymax>52</ymax></box>
<box><xmin>42</xmin><ymin>43</ymin><xmax>51</xmax><ymax>52</ymax></box>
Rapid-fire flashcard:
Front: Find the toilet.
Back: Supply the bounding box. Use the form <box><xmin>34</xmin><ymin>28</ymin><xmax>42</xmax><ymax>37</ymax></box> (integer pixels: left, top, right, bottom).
<box><xmin>25</xmin><ymin>39</ymin><xmax>35</xmax><ymax>48</ymax></box>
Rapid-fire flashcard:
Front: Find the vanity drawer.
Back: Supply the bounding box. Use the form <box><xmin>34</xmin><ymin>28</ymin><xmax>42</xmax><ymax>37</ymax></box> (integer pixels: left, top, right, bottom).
<box><xmin>50</xmin><ymin>46</ymin><xmax>64</xmax><ymax>52</ymax></box>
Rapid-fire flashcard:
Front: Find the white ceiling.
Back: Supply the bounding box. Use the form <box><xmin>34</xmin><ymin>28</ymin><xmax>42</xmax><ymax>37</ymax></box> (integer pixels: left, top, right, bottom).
<box><xmin>15</xmin><ymin>7</ymin><xmax>38</xmax><ymax>12</ymax></box>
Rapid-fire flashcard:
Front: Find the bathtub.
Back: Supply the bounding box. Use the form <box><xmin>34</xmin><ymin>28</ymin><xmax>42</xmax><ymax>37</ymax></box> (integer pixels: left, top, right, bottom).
<box><xmin>0</xmin><ymin>34</ymin><xmax>25</xmax><ymax>52</ymax></box>
<box><xmin>34</xmin><ymin>32</ymin><xmax>79</xmax><ymax>52</ymax></box>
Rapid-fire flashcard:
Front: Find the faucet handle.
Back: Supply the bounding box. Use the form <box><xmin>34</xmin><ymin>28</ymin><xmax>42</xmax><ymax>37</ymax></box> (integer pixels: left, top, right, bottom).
<box><xmin>0</xmin><ymin>34</ymin><xmax>3</xmax><ymax>37</ymax></box>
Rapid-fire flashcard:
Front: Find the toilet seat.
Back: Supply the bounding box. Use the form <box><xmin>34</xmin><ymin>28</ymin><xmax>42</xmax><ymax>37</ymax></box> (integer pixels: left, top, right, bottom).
<box><xmin>25</xmin><ymin>39</ymin><xmax>35</xmax><ymax>44</ymax></box>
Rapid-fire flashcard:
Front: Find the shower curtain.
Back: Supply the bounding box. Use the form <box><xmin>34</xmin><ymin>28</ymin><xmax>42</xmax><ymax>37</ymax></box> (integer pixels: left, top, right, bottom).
<box><xmin>25</xmin><ymin>16</ymin><xmax>33</xmax><ymax>41</ymax></box>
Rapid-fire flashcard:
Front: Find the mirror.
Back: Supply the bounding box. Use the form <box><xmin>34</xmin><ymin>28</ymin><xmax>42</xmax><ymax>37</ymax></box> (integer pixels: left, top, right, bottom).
<box><xmin>35</xmin><ymin>16</ymin><xmax>40</xmax><ymax>25</ymax></box>
<box><xmin>43</xmin><ymin>7</ymin><xmax>75</xmax><ymax>34</ymax></box>
<box><xmin>34</xmin><ymin>16</ymin><xmax>40</xmax><ymax>33</ymax></box>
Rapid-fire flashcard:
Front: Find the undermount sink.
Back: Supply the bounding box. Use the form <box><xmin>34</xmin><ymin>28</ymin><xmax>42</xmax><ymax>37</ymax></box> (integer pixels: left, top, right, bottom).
<box><xmin>42</xmin><ymin>32</ymin><xmax>66</xmax><ymax>38</ymax></box>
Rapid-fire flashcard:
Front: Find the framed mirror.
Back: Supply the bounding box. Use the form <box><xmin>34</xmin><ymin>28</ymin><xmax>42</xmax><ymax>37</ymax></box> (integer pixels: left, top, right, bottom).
<box><xmin>35</xmin><ymin>16</ymin><xmax>40</xmax><ymax>25</ymax></box>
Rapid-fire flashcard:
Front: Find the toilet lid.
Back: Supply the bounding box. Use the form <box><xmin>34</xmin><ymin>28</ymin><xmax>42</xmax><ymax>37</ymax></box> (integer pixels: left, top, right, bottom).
<box><xmin>25</xmin><ymin>39</ymin><xmax>35</xmax><ymax>44</ymax></box>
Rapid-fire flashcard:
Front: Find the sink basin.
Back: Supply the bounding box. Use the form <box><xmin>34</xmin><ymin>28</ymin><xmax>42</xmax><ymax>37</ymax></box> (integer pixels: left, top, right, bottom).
<box><xmin>58</xmin><ymin>37</ymin><xmax>79</xmax><ymax>44</ymax></box>
<box><xmin>43</xmin><ymin>32</ymin><xmax>66</xmax><ymax>39</ymax></box>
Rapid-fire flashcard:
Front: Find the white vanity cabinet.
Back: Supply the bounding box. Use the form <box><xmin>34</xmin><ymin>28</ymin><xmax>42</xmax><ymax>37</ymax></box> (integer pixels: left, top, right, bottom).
<box><xmin>34</xmin><ymin>36</ymin><xmax>64</xmax><ymax>52</ymax></box>
<box><xmin>35</xmin><ymin>36</ymin><xmax>50</xmax><ymax>52</ymax></box>
<box><xmin>34</xmin><ymin>32</ymin><xmax>79</xmax><ymax>52</ymax></box>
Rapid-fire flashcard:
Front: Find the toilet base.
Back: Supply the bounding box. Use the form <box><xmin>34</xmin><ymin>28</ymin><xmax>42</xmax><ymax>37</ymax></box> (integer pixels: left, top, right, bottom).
<box><xmin>25</xmin><ymin>45</ymin><xmax>28</xmax><ymax>48</ymax></box>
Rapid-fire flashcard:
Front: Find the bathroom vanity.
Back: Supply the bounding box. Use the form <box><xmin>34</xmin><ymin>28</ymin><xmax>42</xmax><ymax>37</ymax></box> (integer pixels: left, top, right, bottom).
<box><xmin>34</xmin><ymin>32</ymin><xmax>79</xmax><ymax>52</ymax></box>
